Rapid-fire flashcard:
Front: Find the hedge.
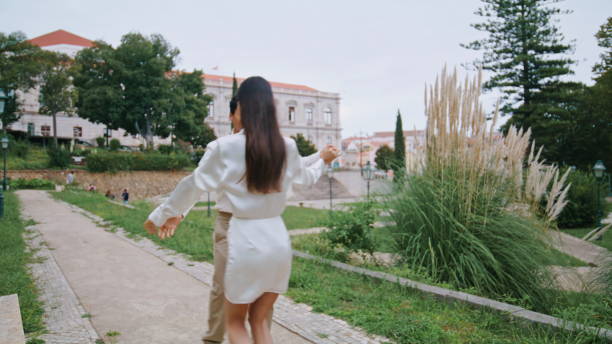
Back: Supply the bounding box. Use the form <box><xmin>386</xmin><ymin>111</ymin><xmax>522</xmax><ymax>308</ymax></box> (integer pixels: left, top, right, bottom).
<box><xmin>85</xmin><ymin>152</ymin><xmax>193</xmax><ymax>172</ymax></box>
<box><xmin>10</xmin><ymin>178</ymin><xmax>55</xmax><ymax>190</ymax></box>
<box><xmin>557</xmin><ymin>169</ymin><xmax>608</xmax><ymax>228</ymax></box>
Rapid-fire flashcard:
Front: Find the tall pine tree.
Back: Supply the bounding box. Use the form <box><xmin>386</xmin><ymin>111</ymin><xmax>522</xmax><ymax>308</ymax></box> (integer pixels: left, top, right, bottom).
<box><xmin>393</xmin><ymin>110</ymin><xmax>406</xmax><ymax>181</ymax></box>
<box><xmin>232</xmin><ymin>72</ymin><xmax>238</xmax><ymax>96</ymax></box>
<box><xmin>463</xmin><ymin>0</ymin><xmax>579</xmax><ymax>163</ymax></box>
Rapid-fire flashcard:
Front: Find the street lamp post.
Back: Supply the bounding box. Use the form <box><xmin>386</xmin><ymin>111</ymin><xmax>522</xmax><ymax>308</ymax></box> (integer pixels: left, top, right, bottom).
<box><xmin>365</xmin><ymin>161</ymin><xmax>373</xmax><ymax>202</ymax></box>
<box><xmin>207</xmin><ymin>192</ymin><xmax>211</xmax><ymax>217</ymax></box>
<box><xmin>0</xmin><ymin>137</ymin><xmax>8</xmax><ymax>218</ymax></box>
<box><xmin>0</xmin><ymin>89</ymin><xmax>8</xmax><ymax>219</ymax></box>
<box><xmin>327</xmin><ymin>165</ymin><xmax>333</xmax><ymax>210</ymax></box>
<box><xmin>593</xmin><ymin>160</ymin><xmax>606</xmax><ymax>227</ymax></box>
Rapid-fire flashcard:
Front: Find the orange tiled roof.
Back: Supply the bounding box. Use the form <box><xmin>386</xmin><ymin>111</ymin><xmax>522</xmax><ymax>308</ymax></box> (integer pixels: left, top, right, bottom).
<box><xmin>29</xmin><ymin>29</ymin><xmax>94</xmax><ymax>48</ymax></box>
<box><xmin>372</xmin><ymin>130</ymin><xmax>424</xmax><ymax>137</ymax></box>
<box><xmin>204</xmin><ymin>74</ymin><xmax>317</xmax><ymax>92</ymax></box>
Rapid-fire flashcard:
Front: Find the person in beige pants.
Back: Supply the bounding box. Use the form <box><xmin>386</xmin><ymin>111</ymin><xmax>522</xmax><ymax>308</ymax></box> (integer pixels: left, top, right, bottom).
<box><xmin>202</xmin><ymin>97</ymin><xmax>325</xmax><ymax>343</ymax></box>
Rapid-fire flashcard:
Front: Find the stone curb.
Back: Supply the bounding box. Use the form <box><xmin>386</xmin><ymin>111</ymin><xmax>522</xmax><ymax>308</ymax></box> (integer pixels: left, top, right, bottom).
<box><xmin>292</xmin><ymin>251</ymin><xmax>612</xmax><ymax>341</ymax></box>
<box><xmin>20</xmin><ymin>215</ymin><xmax>101</xmax><ymax>344</ymax></box>
<box><xmin>0</xmin><ymin>294</ymin><xmax>25</xmax><ymax>344</ymax></box>
<box><xmin>57</xmin><ymin>198</ymin><xmax>391</xmax><ymax>344</ymax></box>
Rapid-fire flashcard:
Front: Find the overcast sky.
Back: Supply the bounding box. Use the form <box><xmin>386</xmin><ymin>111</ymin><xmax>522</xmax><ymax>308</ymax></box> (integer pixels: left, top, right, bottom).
<box><xmin>1</xmin><ymin>0</ymin><xmax>610</xmax><ymax>138</ymax></box>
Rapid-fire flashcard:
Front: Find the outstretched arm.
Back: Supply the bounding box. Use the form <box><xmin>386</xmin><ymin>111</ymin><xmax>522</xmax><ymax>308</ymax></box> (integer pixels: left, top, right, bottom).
<box><xmin>291</xmin><ymin>144</ymin><xmax>339</xmax><ymax>187</ymax></box>
<box><xmin>145</xmin><ymin>141</ymin><xmax>223</xmax><ymax>237</ymax></box>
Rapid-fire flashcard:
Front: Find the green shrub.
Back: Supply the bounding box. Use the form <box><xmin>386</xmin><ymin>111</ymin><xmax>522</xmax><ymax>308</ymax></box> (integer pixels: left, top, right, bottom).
<box><xmin>47</xmin><ymin>147</ymin><xmax>72</xmax><ymax>168</ymax></box>
<box><xmin>71</xmin><ymin>148</ymin><xmax>92</xmax><ymax>157</ymax></box>
<box><xmin>85</xmin><ymin>152</ymin><xmax>192</xmax><ymax>172</ymax></box>
<box><xmin>10</xmin><ymin>178</ymin><xmax>55</xmax><ymax>190</ymax></box>
<box><xmin>157</xmin><ymin>144</ymin><xmax>174</xmax><ymax>154</ymax></box>
<box><xmin>95</xmin><ymin>136</ymin><xmax>106</xmax><ymax>148</ymax></box>
<box><xmin>322</xmin><ymin>202</ymin><xmax>376</xmax><ymax>254</ymax></box>
<box><xmin>387</xmin><ymin>170</ymin><xmax>555</xmax><ymax>312</ymax></box>
<box><xmin>557</xmin><ymin>169</ymin><xmax>607</xmax><ymax>228</ymax></box>
<box><xmin>8</xmin><ymin>139</ymin><xmax>30</xmax><ymax>158</ymax></box>
<box><xmin>109</xmin><ymin>138</ymin><xmax>121</xmax><ymax>151</ymax></box>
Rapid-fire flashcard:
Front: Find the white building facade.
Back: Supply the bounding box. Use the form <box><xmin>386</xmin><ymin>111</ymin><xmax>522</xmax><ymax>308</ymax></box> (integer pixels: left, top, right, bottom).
<box><xmin>5</xmin><ymin>30</ymin><xmax>342</xmax><ymax>150</ymax></box>
<box><xmin>203</xmin><ymin>74</ymin><xmax>341</xmax><ymax>149</ymax></box>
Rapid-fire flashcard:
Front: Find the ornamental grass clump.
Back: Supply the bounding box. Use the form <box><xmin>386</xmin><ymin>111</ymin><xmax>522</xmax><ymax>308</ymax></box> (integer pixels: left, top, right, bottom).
<box><xmin>388</xmin><ymin>67</ymin><xmax>569</xmax><ymax>311</ymax></box>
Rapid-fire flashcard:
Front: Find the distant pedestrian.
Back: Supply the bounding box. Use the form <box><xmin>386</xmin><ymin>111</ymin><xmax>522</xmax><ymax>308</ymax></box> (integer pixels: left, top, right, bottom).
<box><xmin>122</xmin><ymin>189</ymin><xmax>129</xmax><ymax>204</ymax></box>
<box><xmin>66</xmin><ymin>171</ymin><xmax>75</xmax><ymax>185</ymax></box>
<box><xmin>87</xmin><ymin>184</ymin><xmax>96</xmax><ymax>192</ymax></box>
<box><xmin>105</xmin><ymin>190</ymin><xmax>115</xmax><ymax>200</ymax></box>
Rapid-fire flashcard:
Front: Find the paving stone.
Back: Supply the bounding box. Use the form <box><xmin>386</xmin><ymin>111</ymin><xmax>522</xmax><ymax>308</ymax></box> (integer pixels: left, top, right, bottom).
<box><xmin>21</xmin><ymin>214</ymin><xmax>100</xmax><ymax>344</ymax></box>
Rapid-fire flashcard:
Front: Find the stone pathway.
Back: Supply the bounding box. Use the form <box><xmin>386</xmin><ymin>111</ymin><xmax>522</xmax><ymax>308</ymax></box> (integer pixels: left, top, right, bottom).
<box><xmin>17</xmin><ymin>190</ymin><xmax>389</xmax><ymax>344</ymax></box>
<box><xmin>547</xmin><ymin>231</ymin><xmax>611</xmax><ymax>266</ymax></box>
<box><xmin>546</xmin><ymin>226</ymin><xmax>611</xmax><ymax>293</ymax></box>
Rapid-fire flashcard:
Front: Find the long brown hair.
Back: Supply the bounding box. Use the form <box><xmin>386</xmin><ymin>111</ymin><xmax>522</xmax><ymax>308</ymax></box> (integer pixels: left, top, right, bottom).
<box><xmin>237</xmin><ymin>76</ymin><xmax>286</xmax><ymax>193</ymax></box>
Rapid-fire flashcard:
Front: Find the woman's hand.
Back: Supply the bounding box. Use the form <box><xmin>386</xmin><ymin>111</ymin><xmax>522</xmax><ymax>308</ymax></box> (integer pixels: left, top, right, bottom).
<box><xmin>144</xmin><ymin>219</ymin><xmax>157</xmax><ymax>235</ymax></box>
<box><xmin>143</xmin><ymin>215</ymin><xmax>183</xmax><ymax>240</ymax></box>
<box><xmin>159</xmin><ymin>215</ymin><xmax>183</xmax><ymax>239</ymax></box>
<box><xmin>320</xmin><ymin>145</ymin><xmax>341</xmax><ymax>164</ymax></box>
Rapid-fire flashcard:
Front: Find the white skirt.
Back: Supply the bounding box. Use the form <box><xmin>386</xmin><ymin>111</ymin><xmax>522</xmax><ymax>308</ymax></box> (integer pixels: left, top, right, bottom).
<box><xmin>224</xmin><ymin>216</ymin><xmax>292</xmax><ymax>304</ymax></box>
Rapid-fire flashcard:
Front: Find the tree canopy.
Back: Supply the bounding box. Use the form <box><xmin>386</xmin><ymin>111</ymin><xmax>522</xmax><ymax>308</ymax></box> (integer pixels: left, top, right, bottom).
<box><xmin>374</xmin><ymin>144</ymin><xmax>394</xmax><ymax>171</ymax></box>
<box><xmin>72</xmin><ymin>32</ymin><xmax>212</xmax><ymax>148</ymax></box>
<box><xmin>39</xmin><ymin>53</ymin><xmax>77</xmax><ymax>146</ymax></box>
<box><xmin>291</xmin><ymin>133</ymin><xmax>318</xmax><ymax>157</ymax></box>
<box><xmin>0</xmin><ymin>31</ymin><xmax>54</xmax><ymax>130</ymax></box>
<box><xmin>462</xmin><ymin>0</ymin><xmax>575</xmax><ymax>119</ymax></box>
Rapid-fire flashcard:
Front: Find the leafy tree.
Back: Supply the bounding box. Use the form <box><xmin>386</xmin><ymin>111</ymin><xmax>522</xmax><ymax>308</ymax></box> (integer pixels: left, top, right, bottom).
<box><xmin>593</xmin><ymin>17</ymin><xmax>611</xmax><ymax>77</ymax></box>
<box><xmin>462</xmin><ymin>0</ymin><xmax>576</xmax><ymax>121</ymax></box>
<box><xmin>168</xmin><ymin>70</ymin><xmax>216</xmax><ymax>148</ymax></box>
<box><xmin>39</xmin><ymin>53</ymin><xmax>77</xmax><ymax>147</ymax></box>
<box><xmin>374</xmin><ymin>144</ymin><xmax>394</xmax><ymax>171</ymax></box>
<box><xmin>563</xmin><ymin>18</ymin><xmax>612</xmax><ymax>170</ymax></box>
<box><xmin>393</xmin><ymin>110</ymin><xmax>406</xmax><ymax>180</ymax></box>
<box><xmin>72</xmin><ymin>33</ymin><xmax>208</xmax><ymax>149</ymax></box>
<box><xmin>291</xmin><ymin>133</ymin><xmax>317</xmax><ymax>157</ymax></box>
<box><xmin>0</xmin><ymin>31</ymin><xmax>53</xmax><ymax>132</ymax></box>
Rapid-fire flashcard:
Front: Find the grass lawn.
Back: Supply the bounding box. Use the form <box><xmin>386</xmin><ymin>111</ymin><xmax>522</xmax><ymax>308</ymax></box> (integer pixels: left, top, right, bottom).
<box><xmin>52</xmin><ymin>189</ymin><xmax>610</xmax><ymax>343</ymax></box>
<box><xmin>7</xmin><ymin>146</ymin><xmax>49</xmax><ymax>170</ymax></box>
<box><xmin>281</xmin><ymin>206</ymin><xmax>329</xmax><ymax>229</ymax></box>
<box><xmin>289</xmin><ymin>257</ymin><xmax>608</xmax><ymax>344</ymax></box>
<box><xmin>0</xmin><ymin>192</ymin><xmax>45</xmax><ymax>336</ymax></box>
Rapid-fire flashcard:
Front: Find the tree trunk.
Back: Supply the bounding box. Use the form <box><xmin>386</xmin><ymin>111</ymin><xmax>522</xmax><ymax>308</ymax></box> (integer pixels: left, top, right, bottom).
<box><xmin>145</xmin><ymin>119</ymin><xmax>154</xmax><ymax>150</ymax></box>
<box><xmin>52</xmin><ymin>112</ymin><xmax>58</xmax><ymax>147</ymax></box>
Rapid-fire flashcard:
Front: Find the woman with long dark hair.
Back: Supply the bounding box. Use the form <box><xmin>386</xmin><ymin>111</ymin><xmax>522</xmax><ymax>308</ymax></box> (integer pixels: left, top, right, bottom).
<box><xmin>144</xmin><ymin>76</ymin><xmax>338</xmax><ymax>344</ymax></box>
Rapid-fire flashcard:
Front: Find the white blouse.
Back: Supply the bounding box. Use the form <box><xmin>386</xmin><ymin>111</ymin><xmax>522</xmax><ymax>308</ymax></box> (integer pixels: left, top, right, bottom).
<box><xmin>148</xmin><ymin>131</ymin><xmax>324</xmax><ymax>226</ymax></box>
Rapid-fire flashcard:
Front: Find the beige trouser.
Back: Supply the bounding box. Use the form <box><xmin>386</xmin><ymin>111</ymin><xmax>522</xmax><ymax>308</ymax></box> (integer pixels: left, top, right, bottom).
<box><xmin>202</xmin><ymin>211</ymin><xmax>273</xmax><ymax>343</ymax></box>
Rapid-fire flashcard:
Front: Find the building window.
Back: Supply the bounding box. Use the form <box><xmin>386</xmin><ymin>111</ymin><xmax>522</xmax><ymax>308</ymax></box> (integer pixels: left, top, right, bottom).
<box><xmin>288</xmin><ymin>106</ymin><xmax>296</xmax><ymax>123</ymax></box>
<box><xmin>41</xmin><ymin>125</ymin><xmax>51</xmax><ymax>137</ymax></box>
<box><xmin>104</xmin><ymin>128</ymin><xmax>112</xmax><ymax>138</ymax></box>
<box><xmin>208</xmin><ymin>100</ymin><xmax>215</xmax><ymax>118</ymax></box>
<box><xmin>27</xmin><ymin>123</ymin><xmax>35</xmax><ymax>136</ymax></box>
<box><xmin>73</xmin><ymin>126</ymin><xmax>83</xmax><ymax>138</ymax></box>
<box><xmin>305</xmin><ymin>108</ymin><xmax>313</xmax><ymax>124</ymax></box>
<box><xmin>324</xmin><ymin>108</ymin><xmax>332</xmax><ymax>125</ymax></box>
<box><xmin>327</xmin><ymin>135</ymin><xmax>332</xmax><ymax>144</ymax></box>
